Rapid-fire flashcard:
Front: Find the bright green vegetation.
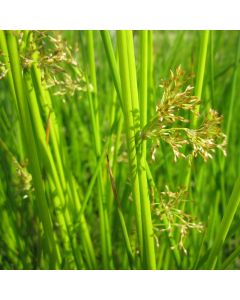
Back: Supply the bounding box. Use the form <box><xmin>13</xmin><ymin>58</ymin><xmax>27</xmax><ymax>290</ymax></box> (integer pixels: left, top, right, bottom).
<box><xmin>0</xmin><ymin>30</ymin><xmax>240</xmax><ymax>270</ymax></box>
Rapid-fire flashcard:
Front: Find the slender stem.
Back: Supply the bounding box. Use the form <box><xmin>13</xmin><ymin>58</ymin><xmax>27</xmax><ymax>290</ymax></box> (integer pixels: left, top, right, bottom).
<box><xmin>206</xmin><ymin>177</ymin><xmax>240</xmax><ymax>269</ymax></box>
<box><xmin>222</xmin><ymin>243</ymin><xmax>240</xmax><ymax>269</ymax></box>
<box><xmin>100</xmin><ymin>30</ymin><xmax>122</xmax><ymax>104</ymax></box>
<box><xmin>226</xmin><ymin>32</ymin><xmax>240</xmax><ymax>138</ymax></box>
<box><xmin>138</xmin><ymin>30</ymin><xmax>156</xmax><ymax>269</ymax></box>
<box><xmin>184</xmin><ymin>31</ymin><xmax>209</xmax><ymax>190</ymax></box>
<box><xmin>118</xmin><ymin>30</ymin><xmax>156</xmax><ymax>269</ymax></box>
<box><xmin>5</xmin><ymin>30</ymin><xmax>59</xmax><ymax>268</ymax></box>
<box><xmin>193</xmin><ymin>30</ymin><xmax>210</xmax><ymax>127</ymax></box>
<box><xmin>86</xmin><ymin>31</ymin><xmax>113</xmax><ymax>269</ymax></box>
<box><xmin>117</xmin><ymin>30</ymin><xmax>143</xmax><ymax>264</ymax></box>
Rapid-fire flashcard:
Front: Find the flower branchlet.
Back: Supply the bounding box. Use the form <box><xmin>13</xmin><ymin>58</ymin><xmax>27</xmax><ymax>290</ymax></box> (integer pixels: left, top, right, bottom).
<box><xmin>0</xmin><ymin>51</ymin><xmax>8</xmax><ymax>80</ymax></box>
<box><xmin>12</xmin><ymin>158</ymin><xmax>33</xmax><ymax>196</ymax></box>
<box><xmin>137</xmin><ymin>66</ymin><xmax>227</xmax><ymax>162</ymax></box>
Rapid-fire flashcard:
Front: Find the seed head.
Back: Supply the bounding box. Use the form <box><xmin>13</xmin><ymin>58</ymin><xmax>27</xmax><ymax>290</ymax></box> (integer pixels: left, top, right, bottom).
<box><xmin>20</xmin><ymin>31</ymin><xmax>89</xmax><ymax>97</ymax></box>
<box><xmin>152</xmin><ymin>186</ymin><xmax>203</xmax><ymax>254</ymax></box>
<box><xmin>137</xmin><ymin>66</ymin><xmax>227</xmax><ymax>163</ymax></box>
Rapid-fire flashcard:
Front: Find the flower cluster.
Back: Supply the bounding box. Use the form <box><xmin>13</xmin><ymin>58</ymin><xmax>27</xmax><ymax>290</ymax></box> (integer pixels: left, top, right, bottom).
<box><xmin>21</xmin><ymin>31</ymin><xmax>89</xmax><ymax>96</ymax></box>
<box><xmin>137</xmin><ymin>66</ymin><xmax>227</xmax><ymax>162</ymax></box>
<box><xmin>152</xmin><ymin>186</ymin><xmax>203</xmax><ymax>254</ymax></box>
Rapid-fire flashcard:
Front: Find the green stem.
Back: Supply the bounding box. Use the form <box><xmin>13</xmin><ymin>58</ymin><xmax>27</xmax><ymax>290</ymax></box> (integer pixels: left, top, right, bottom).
<box><xmin>100</xmin><ymin>30</ymin><xmax>122</xmax><ymax>105</ymax></box>
<box><xmin>86</xmin><ymin>30</ymin><xmax>113</xmax><ymax>269</ymax></box>
<box><xmin>117</xmin><ymin>30</ymin><xmax>143</xmax><ymax>265</ymax></box>
<box><xmin>117</xmin><ymin>30</ymin><xmax>156</xmax><ymax>269</ymax></box>
<box><xmin>193</xmin><ymin>30</ymin><xmax>210</xmax><ymax>127</ymax></box>
<box><xmin>226</xmin><ymin>32</ymin><xmax>240</xmax><ymax>138</ymax></box>
<box><xmin>5</xmin><ymin>30</ymin><xmax>59</xmax><ymax>268</ymax></box>
<box><xmin>206</xmin><ymin>177</ymin><xmax>240</xmax><ymax>269</ymax></box>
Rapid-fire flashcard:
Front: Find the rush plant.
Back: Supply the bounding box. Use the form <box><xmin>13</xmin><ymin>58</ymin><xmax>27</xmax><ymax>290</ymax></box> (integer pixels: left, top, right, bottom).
<box><xmin>0</xmin><ymin>30</ymin><xmax>239</xmax><ymax>270</ymax></box>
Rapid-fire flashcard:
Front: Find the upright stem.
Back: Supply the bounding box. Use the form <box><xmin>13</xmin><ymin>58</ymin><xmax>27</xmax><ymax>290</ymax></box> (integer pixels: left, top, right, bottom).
<box><xmin>139</xmin><ymin>31</ymin><xmax>148</xmax><ymax>128</ymax></box>
<box><xmin>138</xmin><ymin>31</ymin><xmax>156</xmax><ymax>269</ymax></box>
<box><xmin>147</xmin><ymin>31</ymin><xmax>154</xmax><ymax>118</ymax></box>
<box><xmin>117</xmin><ymin>30</ymin><xmax>156</xmax><ymax>269</ymax></box>
<box><xmin>86</xmin><ymin>31</ymin><xmax>113</xmax><ymax>269</ymax></box>
<box><xmin>100</xmin><ymin>30</ymin><xmax>122</xmax><ymax>104</ymax></box>
<box><xmin>184</xmin><ymin>30</ymin><xmax>209</xmax><ymax>189</ymax></box>
<box><xmin>5</xmin><ymin>31</ymin><xmax>59</xmax><ymax>268</ymax></box>
<box><xmin>226</xmin><ymin>32</ymin><xmax>240</xmax><ymax>138</ymax></box>
<box><xmin>206</xmin><ymin>177</ymin><xmax>240</xmax><ymax>269</ymax></box>
<box><xmin>193</xmin><ymin>30</ymin><xmax>210</xmax><ymax>127</ymax></box>
<box><xmin>117</xmin><ymin>31</ymin><xmax>143</xmax><ymax>264</ymax></box>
